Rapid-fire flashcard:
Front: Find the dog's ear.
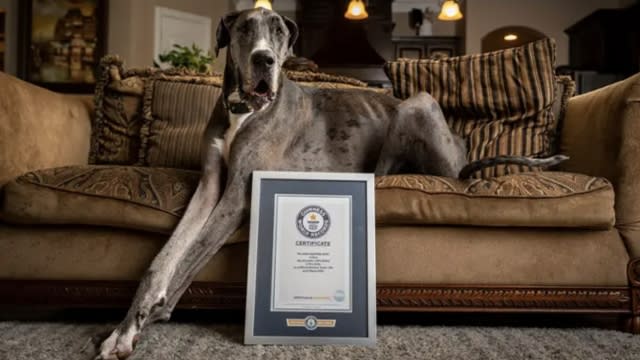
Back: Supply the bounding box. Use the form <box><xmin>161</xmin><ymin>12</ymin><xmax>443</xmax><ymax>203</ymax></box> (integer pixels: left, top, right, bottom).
<box><xmin>283</xmin><ymin>15</ymin><xmax>299</xmax><ymax>53</ymax></box>
<box><xmin>215</xmin><ymin>12</ymin><xmax>240</xmax><ymax>57</ymax></box>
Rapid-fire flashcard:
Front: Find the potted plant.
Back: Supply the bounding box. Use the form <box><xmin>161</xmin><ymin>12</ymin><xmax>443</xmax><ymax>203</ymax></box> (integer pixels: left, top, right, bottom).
<box><xmin>156</xmin><ymin>44</ymin><xmax>214</xmax><ymax>73</ymax></box>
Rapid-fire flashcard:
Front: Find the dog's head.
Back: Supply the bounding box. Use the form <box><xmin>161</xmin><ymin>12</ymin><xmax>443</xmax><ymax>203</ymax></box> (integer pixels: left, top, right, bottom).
<box><xmin>216</xmin><ymin>8</ymin><xmax>298</xmax><ymax>111</ymax></box>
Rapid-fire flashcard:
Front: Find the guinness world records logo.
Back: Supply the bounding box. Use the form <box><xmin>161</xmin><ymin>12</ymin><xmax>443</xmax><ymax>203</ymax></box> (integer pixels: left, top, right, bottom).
<box><xmin>304</xmin><ymin>316</ymin><xmax>318</xmax><ymax>331</ymax></box>
<box><xmin>296</xmin><ymin>205</ymin><xmax>330</xmax><ymax>238</ymax></box>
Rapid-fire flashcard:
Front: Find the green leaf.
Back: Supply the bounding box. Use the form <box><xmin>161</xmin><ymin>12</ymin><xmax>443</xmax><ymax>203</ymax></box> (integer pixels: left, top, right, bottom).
<box><xmin>157</xmin><ymin>43</ymin><xmax>215</xmax><ymax>73</ymax></box>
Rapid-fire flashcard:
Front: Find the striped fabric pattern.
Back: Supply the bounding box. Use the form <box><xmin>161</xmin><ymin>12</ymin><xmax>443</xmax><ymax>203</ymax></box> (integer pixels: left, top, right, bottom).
<box><xmin>384</xmin><ymin>39</ymin><xmax>558</xmax><ymax>178</ymax></box>
<box><xmin>142</xmin><ymin>79</ymin><xmax>221</xmax><ymax>169</ymax></box>
<box><xmin>138</xmin><ymin>72</ymin><xmax>378</xmax><ymax>169</ymax></box>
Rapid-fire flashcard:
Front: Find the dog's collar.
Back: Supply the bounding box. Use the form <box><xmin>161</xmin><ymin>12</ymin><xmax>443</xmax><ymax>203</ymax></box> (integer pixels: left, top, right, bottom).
<box><xmin>226</xmin><ymin>90</ymin><xmax>252</xmax><ymax>114</ymax></box>
<box><xmin>228</xmin><ymin>101</ymin><xmax>252</xmax><ymax>114</ymax></box>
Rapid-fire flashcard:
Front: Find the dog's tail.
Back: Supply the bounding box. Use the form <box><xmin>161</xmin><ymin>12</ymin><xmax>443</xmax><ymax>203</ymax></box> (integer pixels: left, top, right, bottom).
<box><xmin>458</xmin><ymin>154</ymin><xmax>569</xmax><ymax>179</ymax></box>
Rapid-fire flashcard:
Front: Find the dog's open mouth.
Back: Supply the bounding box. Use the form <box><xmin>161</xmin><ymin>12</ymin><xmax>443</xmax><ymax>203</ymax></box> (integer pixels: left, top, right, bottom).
<box><xmin>253</xmin><ymin>80</ymin><xmax>271</xmax><ymax>97</ymax></box>
<box><xmin>242</xmin><ymin>78</ymin><xmax>275</xmax><ymax>110</ymax></box>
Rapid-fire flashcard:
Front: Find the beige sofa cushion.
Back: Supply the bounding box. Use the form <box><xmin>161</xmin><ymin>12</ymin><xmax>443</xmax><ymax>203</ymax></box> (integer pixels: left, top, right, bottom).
<box><xmin>2</xmin><ymin>166</ymin><xmax>614</xmax><ymax>232</ymax></box>
<box><xmin>376</xmin><ymin>172</ymin><xmax>615</xmax><ymax>229</ymax></box>
<box><xmin>0</xmin><ymin>224</ymin><xmax>628</xmax><ymax>286</ymax></box>
<box><xmin>1</xmin><ymin>166</ymin><xmax>200</xmax><ymax>234</ymax></box>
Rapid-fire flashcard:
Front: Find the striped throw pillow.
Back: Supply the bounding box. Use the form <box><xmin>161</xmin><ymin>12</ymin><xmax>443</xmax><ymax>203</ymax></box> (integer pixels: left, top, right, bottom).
<box><xmin>384</xmin><ymin>38</ymin><xmax>558</xmax><ymax>178</ymax></box>
<box><xmin>139</xmin><ymin>75</ymin><xmax>222</xmax><ymax>169</ymax></box>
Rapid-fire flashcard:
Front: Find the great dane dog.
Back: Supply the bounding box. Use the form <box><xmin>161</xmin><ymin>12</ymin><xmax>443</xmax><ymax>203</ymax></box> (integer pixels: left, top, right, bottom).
<box><xmin>96</xmin><ymin>8</ymin><xmax>565</xmax><ymax>359</ymax></box>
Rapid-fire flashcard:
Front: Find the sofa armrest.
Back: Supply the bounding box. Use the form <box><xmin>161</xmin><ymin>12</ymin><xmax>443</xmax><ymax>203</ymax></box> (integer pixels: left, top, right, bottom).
<box><xmin>0</xmin><ymin>73</ymin><xmax>92</xmax><ymax>188</ymax></box>
<box><xmin>559</xmin><ymin>73</ymin><xmax>640</xmax><ymax>258</ymax></box>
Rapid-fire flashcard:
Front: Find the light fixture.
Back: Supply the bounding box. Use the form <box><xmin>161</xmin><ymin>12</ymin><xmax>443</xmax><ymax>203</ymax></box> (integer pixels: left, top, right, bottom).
<box><xmin>254</xmin><ymin>0</ymin><xmax>272</xmax><ymax>10</ymax></box>
<box><xmin>504</xmin><ymin>34</ymin><xmax>518</xmax><ymax>41</ymax></box>
<box><xmin>345</xmin><ymin>0</ymin><xmax>369</xmax><ymax>20</ymax></box>
<box><xmin>438</xmin><ymin>0</ymin><xmax>463</xmax><ymax>21</ymax></box>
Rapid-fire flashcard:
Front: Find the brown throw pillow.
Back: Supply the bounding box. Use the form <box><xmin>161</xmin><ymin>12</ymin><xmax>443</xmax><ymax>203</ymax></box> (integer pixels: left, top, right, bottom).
<box><xmin>384</xmin><ymin>38</ymin><xmax>559</xmax><ymax>178</ymax></box>
<box><xmin>91</xmin><ymin>56</ymin><xmax>224</xmax><ymax>167</ymax></box>
<box><xmin>90</xmin><ymin>55</ymin><xmax>147</xmax><ymax>165</ymax></box>
<box><xmin>550</xmin><ymin>75</ymin><xmax>576</xmax><ymax>154</ymax></box>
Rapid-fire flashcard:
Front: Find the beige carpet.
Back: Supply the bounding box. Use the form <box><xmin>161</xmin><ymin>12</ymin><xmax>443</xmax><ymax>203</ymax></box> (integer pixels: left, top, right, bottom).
<box><xmin>0</xmin><ymin>322</ymin><xmax>639</xmax><ymax>360</ymax></box>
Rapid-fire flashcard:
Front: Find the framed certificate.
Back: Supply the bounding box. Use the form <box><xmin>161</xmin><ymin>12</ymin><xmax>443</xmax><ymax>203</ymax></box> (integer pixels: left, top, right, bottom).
<box><xmin>245</xmin><ymin>171</ymin><xmax>376</xmax><ymax>345</ymax></box>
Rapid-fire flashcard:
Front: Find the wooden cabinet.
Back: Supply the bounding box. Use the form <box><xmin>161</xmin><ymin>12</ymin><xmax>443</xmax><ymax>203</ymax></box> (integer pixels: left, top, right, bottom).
<box><xmin>564</xmin><ymin>4</ymin><xmax>639</xmax><ymax>75</ymax></box>
<box><xmin>296</xmin><ymin>0</ymin><xmax>394</xmax><ymax>86</ymax></box>
<box><xmin>563</xmin><ymin>3</ymin><xmax>639</xmax><ymax>93</ymax></box>
<box><xmin>392</xmin><ymin>36</ymin><xmax>462</xmax><ymax>60</ymax></box>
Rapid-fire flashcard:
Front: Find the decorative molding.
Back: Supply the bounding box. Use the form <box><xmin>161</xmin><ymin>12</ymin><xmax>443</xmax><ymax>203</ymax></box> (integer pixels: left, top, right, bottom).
<box><xmin>632</xmin><ymin>288</ymin><xmax>640</xmax><ymax>313</ymax></box>
<box><xmin>628</xmin><ymin>258</ymin><xmax>640</xmax><ymax>287</ymax></box>
<box><xmin>233</xmin><ymin>0</ymin><xmax>297</xmax><ymax>12</ymax></box>
<box><xmin>376</xmin><ymin>286</ymin><xmax>631</xmax><ymax>312</ymax></box>
<box><xmin>628</xmin><ymin>285</ymin><xmax>640</xmax><ymax>333</ymax></box>
<box><xmin>0</xmin><ymin>281</ymin><xmax>632</xmax><ymax>315</ymax></box>
<box><xmin>628</xmin><ymin>259</ymin><xmax>640</xmax><ymax>334</ymax></box>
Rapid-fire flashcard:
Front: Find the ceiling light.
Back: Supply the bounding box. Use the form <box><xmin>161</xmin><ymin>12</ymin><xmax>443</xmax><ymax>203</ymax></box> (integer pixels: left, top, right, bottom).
<box><xmin>438</xmin><ymin>0</ymin><xmax>463</xmax><ymax>21</ymax></box>
<box><xmin>345</xmin><ymin>0</ymin><xmax>369</xmax><ymax>20</ymax></box>
<box><xmin>254</xmin><ymin>0</ymin><xmax>272</xmax><ymax>10</ymax></box>
<box><xmin>504</xmin><ymin>34</ymin><xmax>518</xmax><ymax>41</ymax></box>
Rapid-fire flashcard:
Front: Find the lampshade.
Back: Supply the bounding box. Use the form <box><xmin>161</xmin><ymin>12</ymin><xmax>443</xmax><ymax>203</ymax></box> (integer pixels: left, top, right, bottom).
<box><xmin>438</xmin><ymin>0</ymin><xmax>463</xmax><ymax>21</ymax></box>
<box><xmin>345</xmin><ymin>0</ymin><xmax>369</xmax><ymax>20</ymax></box>
<box><xmin>254</xmin><ymin>0</ymin><xmax>272</xmax><ymax>10</ymax></box>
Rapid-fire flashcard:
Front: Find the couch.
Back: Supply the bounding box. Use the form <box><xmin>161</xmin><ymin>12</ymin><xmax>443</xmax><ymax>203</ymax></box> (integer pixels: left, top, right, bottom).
<box><xmin>0</xmin><ymin>59</ymin><xmax>639</xmax><ymax>333</ymax></box>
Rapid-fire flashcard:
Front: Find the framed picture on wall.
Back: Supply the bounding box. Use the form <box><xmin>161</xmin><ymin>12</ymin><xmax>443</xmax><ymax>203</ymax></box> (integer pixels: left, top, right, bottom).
<box><xmin>18</xmin><ymin>0</ymin><xmax>108</xmax><ymax>93</ymax></box>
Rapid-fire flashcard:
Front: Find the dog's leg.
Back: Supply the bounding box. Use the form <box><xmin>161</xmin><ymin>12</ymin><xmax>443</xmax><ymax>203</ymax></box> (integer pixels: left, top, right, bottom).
<box><xmin>96</xmin><ymin>146</ymin><xmax>225</xmax><ymax>360</ymax></box>
<box><xmin>376</xmin><ymin>93</ymin><xmax>467</xmax><ymax>178</ymax></box>
<box><xmin>153</xmin><ymin>179</ymin><xmax>248</xmax><ymax>315</ymax></box>
<box><xmin>103</xmin><ymin>175</ymin><xmax>247</xmax><ymax>360</ymax></box>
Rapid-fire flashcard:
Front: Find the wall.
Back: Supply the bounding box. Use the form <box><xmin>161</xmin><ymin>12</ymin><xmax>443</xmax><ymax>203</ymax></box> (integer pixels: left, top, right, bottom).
<box><xmin>108</xmin><ymin>0</ymin><xmax>229</xmax><ymax>71</ymax></box>
<box><xmin>0</xmin><ymin>0</ymin><xmax>229</xmax><ymax>75</ymax></box>
<box><xmin>391</xmin><ymin>0</ymin><xmax>459</xmax><ymax>37</ymax></box>
<box><xmin>465</xmin><ymin>0</ymin><xmax>628</xmax><ymax>65</ymax></box>
<box><xmin>3</xmin><ymin>0</ymin><xmax>634</xmax><ymax>76</ymax></box>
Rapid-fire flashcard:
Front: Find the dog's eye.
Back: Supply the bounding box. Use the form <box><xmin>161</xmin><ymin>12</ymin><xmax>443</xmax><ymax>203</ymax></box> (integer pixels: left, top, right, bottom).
<box><xmin>276</xmin><ymin>26</ymin><xmax>284</xmax><ymax>35</ymax></box>
<box><xmin>238</xmin><ymin>23</ymin><xmax>250</xmax><ymax>33</ymax></box>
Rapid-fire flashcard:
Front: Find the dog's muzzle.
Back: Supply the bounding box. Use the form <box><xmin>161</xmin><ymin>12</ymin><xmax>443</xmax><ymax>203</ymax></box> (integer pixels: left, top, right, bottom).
<box><xmin>236</xmin><ymin>50</ymin><xmax>276</xmax><ymax>111</ymax></box>
<box><xmin>243</xmin><ymin>50</ymin><xmax>277</xmax><ymax>110</ymax></box>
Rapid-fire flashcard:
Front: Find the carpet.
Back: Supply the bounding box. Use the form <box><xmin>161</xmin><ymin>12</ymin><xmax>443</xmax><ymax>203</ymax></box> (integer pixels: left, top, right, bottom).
<box><xmin>0</xmin><ymin>322</ymin><xmax>638</xmax><ymax>360</ymax></box>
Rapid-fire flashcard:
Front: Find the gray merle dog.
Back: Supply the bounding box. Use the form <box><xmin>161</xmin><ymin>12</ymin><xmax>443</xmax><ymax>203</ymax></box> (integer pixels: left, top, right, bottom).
<box><xmin>96</xmin><ymin>8</ymin><xmax>565</xmax><ymax>359</ymax></box>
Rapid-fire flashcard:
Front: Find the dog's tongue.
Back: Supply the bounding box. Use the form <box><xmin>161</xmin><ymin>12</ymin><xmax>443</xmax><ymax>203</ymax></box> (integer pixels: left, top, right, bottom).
<box><xmin>254</xmin><ymin>80</ymin><xmax>270</xmax><ymax>96</ymax></box>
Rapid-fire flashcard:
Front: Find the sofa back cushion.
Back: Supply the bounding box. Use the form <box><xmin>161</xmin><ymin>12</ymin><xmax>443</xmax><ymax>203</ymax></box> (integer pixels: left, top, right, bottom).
<box><xmin>140</xmin><ymin>75</ymin><xmax>222</xmax><ymax>169</ymax></box>
<box><xmin>90</xmin><ymin>56</ymin><xmax>224</xmax><ymax>167</ymax></box>
<box><xmin>90</xmin><ymin>55</ymin><xmax>384</xmax><ymax>169</ymax></box>
<box><xmin>385</xmin><ymin>38</ymin><xmax>560</xmax><ymax>178</ymax></box>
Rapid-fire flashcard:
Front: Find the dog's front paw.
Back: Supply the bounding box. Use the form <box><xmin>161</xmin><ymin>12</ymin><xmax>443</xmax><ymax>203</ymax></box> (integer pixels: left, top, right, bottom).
<box><xmin>95</xmin><ymin>327</ymin><xmax>139</xmax><ymax>360</ymax></box>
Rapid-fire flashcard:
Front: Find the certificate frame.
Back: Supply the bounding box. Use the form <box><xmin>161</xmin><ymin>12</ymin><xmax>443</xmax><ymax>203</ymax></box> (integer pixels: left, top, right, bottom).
<box><xmin>245</xmin><ymin>171</ymin><xmax>376</xmax><ymax>345</ymax></box>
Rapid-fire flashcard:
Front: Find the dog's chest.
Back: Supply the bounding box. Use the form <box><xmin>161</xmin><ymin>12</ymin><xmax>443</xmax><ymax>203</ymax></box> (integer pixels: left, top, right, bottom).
<box><xmin>221</xmin><ymin>111</ymin><xmax>253</xmax><ymax>164</ymax></box>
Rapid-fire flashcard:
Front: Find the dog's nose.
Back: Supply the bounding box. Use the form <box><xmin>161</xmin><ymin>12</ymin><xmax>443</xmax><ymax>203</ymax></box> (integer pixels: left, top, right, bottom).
<box><xmin>251</xmin><ymin>50</ymin><xmax>275</xmax><ymax>67</ymax></box>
